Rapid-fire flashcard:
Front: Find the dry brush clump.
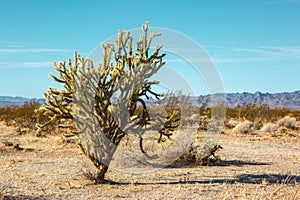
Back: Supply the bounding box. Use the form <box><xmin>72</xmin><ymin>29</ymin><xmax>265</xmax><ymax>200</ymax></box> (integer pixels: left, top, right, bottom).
<box><xmin>164</xmin><ymin>131</ymin><xmax>223</xmax><ymax>166</ymax></box>
<box><xmin>225</xmin><ymin>118</ymin><xmax>240</xmax><ymax>129</ymax></box>
<box><xmin>260</xmin><ymin>123</ymin><xmax>279</xmax><ymax>134</ymax></box>
<box><xmin>231</xmin><ymin>120</ymin><xmax>254</xmax><ymax>135</ymax></box>
<box><xmin>226</xmin><ymin>102</ymin><xmax>297</xmax><ymax>124</ymax></box>
<box><xmin>277</xmin><ymin>115</ymin><xmax>297</xmax><ymax>129</ymax></box>
<box><xmin>225</xmin><ymin>103</ymin><xmax>300</xmax><ymax>136</ymax></box>
<box><xmin>276</xmin><ymin>125</ymin><xmax>288</xmax><ymax>134</ymax></box>
<box><xmin>260</xmin><ymin>115</ymin><xmax>299</xmax><ymax>136</ymax></box>
<box><xmin>0</xmin><ymin>102</ymin><xmax>54</xmax><ymax>134</ymax></box>
<box><xmin>161</xmin><ymin>132</ymin><xmax>223</xmax><ymax>166</ymax></box>
<box><xmin>295</xmin><ymin>121</ymin><xmax>300</xmax><ymax>129</ymax></box>
<box><xmin>185</xmin><ymin>141</ymin><xmax>222</xmax><ymax>165</ymax></box>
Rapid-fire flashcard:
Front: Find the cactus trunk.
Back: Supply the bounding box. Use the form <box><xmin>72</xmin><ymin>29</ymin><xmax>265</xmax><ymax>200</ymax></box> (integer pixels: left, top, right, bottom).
<box><xmin>95</xmin><ymin>164</ymin><xmax>109</xmax><ymax>184</ymax></box>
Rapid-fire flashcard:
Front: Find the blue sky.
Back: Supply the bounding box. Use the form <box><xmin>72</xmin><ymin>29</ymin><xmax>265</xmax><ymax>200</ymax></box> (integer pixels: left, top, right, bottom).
<box><xmin>0</xmin><ymin>0</ymin><xmax>299</xmax><ymax>98</ymax></box>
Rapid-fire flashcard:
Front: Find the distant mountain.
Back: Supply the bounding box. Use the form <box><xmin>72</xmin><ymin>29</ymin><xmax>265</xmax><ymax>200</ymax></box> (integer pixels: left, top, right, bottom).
<box><xmin>193</xmin><ymin>90</ymin><xmax>300</xmax><ymax>110</ymax></box>
<box><xmin>0</xmin><ymin>96</ymin><xmax>45</xmax><ymax>107</ymax></box>
<box><xmin>0</xmin><ymin>90</ymin><xmax>299</xmax><ymax>110</ymax></box>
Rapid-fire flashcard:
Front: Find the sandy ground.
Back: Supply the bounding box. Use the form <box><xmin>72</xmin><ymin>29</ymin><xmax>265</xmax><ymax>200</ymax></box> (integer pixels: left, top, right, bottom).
<box><xmin>0</xmin><ymin>122</ymin><xmax>300</xmax><ymax>200</ymax></box>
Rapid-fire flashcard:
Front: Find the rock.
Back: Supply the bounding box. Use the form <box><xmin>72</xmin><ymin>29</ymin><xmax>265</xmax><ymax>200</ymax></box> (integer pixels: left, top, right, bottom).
<box><xmin>2</xmin><ymin>141</ymin><xmax>13</xmax><ymax>146</ymax></box>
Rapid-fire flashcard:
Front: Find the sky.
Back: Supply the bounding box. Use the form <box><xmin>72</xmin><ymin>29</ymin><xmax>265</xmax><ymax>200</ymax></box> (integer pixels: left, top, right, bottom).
<box><xmin>0</xmin><ymin>0</ymin><xmax>300</xmax><ymax>98</ymax></box>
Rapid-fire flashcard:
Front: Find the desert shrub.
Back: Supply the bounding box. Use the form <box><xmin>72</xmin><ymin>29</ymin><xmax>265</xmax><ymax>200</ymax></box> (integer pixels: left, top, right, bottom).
<box><xmin>198</xmin><ymin>115</ymin><xmax>210</xmax><ymax>131</ymax></box>
<box><xmin>295</xmin><ymin>121</ymin><xmax>300</xmax><ymax>130</ymax></box>
<box><xmin>260</xmin><ymin>123</ymin><xmax>278</xmax><ymax>133</ymax></box>
<box><xmin>0</xmin><ymin>102</ymin><xmax>53</xmax><ymax>133</ymax></box>
<box><xmin>226</xmin><ymin>102</ymin><xmax>292</xmax><ymax>123</ymax></box>
<box><xmin>231</xmin><ymin>120</ymin><xmax>253</xmax><ymax>134</ymax></box>
<box><xmin>253</xmin><ymin>117</ymin><xmax>263</xmax><ymax>130</ymax></box>
<box><xmin>192</xmin><ymin>142</ymin><xmax>222</xmax><ymax>165</ymax></box>
<box><xmin>196</xmin><ymin>101</ymin><xmax>225</xmax><ymax>131</ymax></box>
<box><xmin>190</xmin><ymin>114</ymin><xmax>200</xmax><ymax>122</ymax></box>
<box><xmin>175</xmin><ymin>141</ymin><xmax>222</xmax><ymax>166</ymax></box>
<box><xmin>277</xmin><ymin>126</ymin><xmax>288</xmax><ymax>134</ymax></box>
<box><xmin>277</xmin><ymin>116</ymin><xmax>297</xmax><ymax>129</ymax></box>
<box><xmin>225</xmin><ymin>118</ymin><xmax>240</xmax><ymax>128</ymax></box>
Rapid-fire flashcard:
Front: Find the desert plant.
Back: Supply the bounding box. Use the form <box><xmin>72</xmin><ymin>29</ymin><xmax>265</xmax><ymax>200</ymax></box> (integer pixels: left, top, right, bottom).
<box><xmin>277</xmin><ymin>115</ymin><xmax>297</xmax><ymax>129</ymax></box>
<box><xmin>277</xmin><ymin>126</ymin><xmax>288</xmax><ymax>134</ymax></box>
<box><xmin>35</xmin><ymin>22</ymin><xmax>181</xmax><ymax>183</ymax></box>
<box><xmin>175</xmin><ymin>141</ymin><xmax>222</xmax><ymax>165</ymax></box>
<box><xmin>260</xmin><ymin>123</ymin><xmax>278</xmax><ymax>134</ymax></box>
<box><xmin>253</xmin><ymin>117</ymin><xmax>263</xmax><ymax>130</ymax></box>
<box><xmin>0</xmin><ymin>102</ymin><xmax>52</xmax><ymax>133</ymax></box>
<box><xmin>225</xmin><ymin>118</ymin><xmax>240</xmax><ymax>129</ymax></box>
<box><xmin>295</xmin><ymin>121</ymin><xmax>300</xmax><ymax>130</ymax></box>
<box><xmin>193</xmin><ymin>141</ymin><xmax>222</xmax><ymax>165</ymax></box>
<box><xmin>196</xmin><ymin>96</ymin><xmax>211</xmax><ymax>131</ymax></box>
<box><xmin>226</xmin><ymin>102</ymin><xmax>292</xmax><ymax>123</ymax></box>
<box><xmin>231</xmin><ymin>120</ymin><xmax>253</xmax><ymax>135</ymax></box>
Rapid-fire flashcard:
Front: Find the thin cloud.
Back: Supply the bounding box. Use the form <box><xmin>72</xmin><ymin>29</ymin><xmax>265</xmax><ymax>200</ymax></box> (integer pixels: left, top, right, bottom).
<box><xmin>165</xmin><ymin>57</ymin><xmax>212</xmax><ymax>64</ymax></box>
<box><xmin>0</xmin><ymin>48</ymin><xmax>70</xmax><ymax>53</ymax></box>
<box><xmin>164</xmin><ymin>45</ymin><xmax>300</xmax><ymax>64</ymax></box>
<box><xmin>263</xmin><ymin>46</ymin><xmax>300</xmax><ymax>56</ymax></box>
<box><xmin>0</xmin><ymin>61</ymin><xmax>53</xmax><ymax>68</ymax></box>
<box><xmin>5</xmin><ymin>43</ymin><xmax>22</xmax><ymax>48</ymax></box>
<box><xmin>212</xmin><ymin>57</ymin><xmax>268</xmax><ymax>63</ymax></box>
<box><xmin>165</xmin><ymin>57</ymin><xmax>264</xmax><ymax>64</ymax></box>
<box><xmin>2</xmin><ymin>41</ymin><xmax>23</xmax><ymax>48</ymax></box>
<box><xmin>232</xmin><ymin>46</ymin><xmax>300</xmax><ymax>58</ymax></box>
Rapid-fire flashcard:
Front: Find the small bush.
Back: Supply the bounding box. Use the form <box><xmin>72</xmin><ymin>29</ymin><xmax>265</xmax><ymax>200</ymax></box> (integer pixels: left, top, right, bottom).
<box><xmin>175</xmin><ymin>141</ymin><xmax>222</xmax><ymax>166</ymax></box>
<box><xmin>253</xmin><ymin>117</ymin><xmax>263</xmax><ymax>130</ymax></box>
<box><xmin>0</xmin><ymin>102</ymin><xmax>57</xmax><ymax>135</ymax></box>
<box><xmin>192</xmin><ymin>142</ymin><xmax>222</xmax><ymax>165</ymax></box>
<box><xmin>231</xmin><ymin>120</ymin><xmax>254</xmax><ymax>134</ymax></box>
<box><xmin>225</xmin><ymin>118</ymin><xmax>240</xmax><ymax>128</ymax></box>
<box><xmin>260</xmin><ymin>123</ymin><xmax>278</xmax><ymax>133</ymax></box>
<box><xmin>190</xmin><ymin>114</ymin><xmax>199</xmax><ymax>121</ymax></box>
<box><xmin>277</xmin><ymin>126</ymin><xmax>288</xmax><ymax>134</ymax></box>
<box><xmin>226</xmin><ymin>102</ymin><xmax>294</xmax><ymax>123</ymax></box>
<box><xmin>198</xmin><ymin>115</ymin><xmax>210</xmax><ymax>131</ymax></box>
<box><xmin>277</xmin><ymin>116</ymin><xmax>297</xmax><ymax>129</ymax></box>
<box><xmin>295</xmin><ymin>121</ymin><xmax>300</xmax><ymax>130</ymax></box>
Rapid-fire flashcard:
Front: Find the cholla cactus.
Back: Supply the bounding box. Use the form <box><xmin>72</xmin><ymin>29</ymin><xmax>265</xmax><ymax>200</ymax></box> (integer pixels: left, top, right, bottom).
<box><xmin>35</xmin><ymin>22</ymin><xmax>180</xmax><ymax>183</ymax></box>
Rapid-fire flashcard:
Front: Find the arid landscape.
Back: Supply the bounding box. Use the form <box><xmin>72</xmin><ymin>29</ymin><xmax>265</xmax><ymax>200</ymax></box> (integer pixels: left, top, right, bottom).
<box><xmin>1</xmin><ymin>1</ymin><xmax>300</xmax><ymax>199</ymax></box>
<box><xmin>1</xmin><ymin>118</ymin><xmax>299</xmax><ymax>199</ymax></box>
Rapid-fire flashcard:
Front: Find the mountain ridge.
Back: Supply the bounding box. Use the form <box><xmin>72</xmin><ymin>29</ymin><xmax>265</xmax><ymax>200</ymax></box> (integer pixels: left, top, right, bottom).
<box><xmin>0</xmin><ymin>96</ymin><xmax>45</xmax><ymax>107</ymax></box>
<box><xmin>0</xmin><ymin>90</ymin><xmax>299</xmax><ymax>110</ymax></box>
<box><xmin>194</xmin><ymin>90</ymin><xmax>300</xmax><ymax>110</ymax></box>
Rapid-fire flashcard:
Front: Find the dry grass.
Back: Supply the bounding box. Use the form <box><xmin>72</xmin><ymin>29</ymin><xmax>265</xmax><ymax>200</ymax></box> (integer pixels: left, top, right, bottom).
<box><xmin>277</xmin><ymin>115</ymin><xmax>297</xmax><ymax>129</ymax></box>
<box><xmin>1</xmin><ymin>121</ymin><xmax>300</xmax><ymax>199</ymax></box>
<box><xmin>231</xmin><ymin>120</ymin><xmax>254</xmax><ymax>135</ymax></box>
<box><xmin>261</xmin><ymin>123</ymin><xmax>279</xmax><ymax>134</ymax></box>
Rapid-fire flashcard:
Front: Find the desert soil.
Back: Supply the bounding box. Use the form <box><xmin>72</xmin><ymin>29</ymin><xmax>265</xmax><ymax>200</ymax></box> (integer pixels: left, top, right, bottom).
<box><xmin>1</xmin><ymin>122</ymin><xmax>300</xmax><ymax>200</ymax></box>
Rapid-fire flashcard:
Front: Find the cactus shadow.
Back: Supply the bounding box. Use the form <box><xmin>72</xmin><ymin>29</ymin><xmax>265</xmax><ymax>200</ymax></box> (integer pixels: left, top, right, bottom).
<box><xmin>216</xmin><ymin>159</ymin><xmax>270</xmax><ymax>167</ymax></box>
<box><xmin>107</xmin><ymin>173</ymin><xmax>300</xmax><ymax>185</ymax></box>
<box><xmin>237</xmin><ymin>173</ymin><xmax>300</xmax><ymax>184</ymax></box>
<box><xmin>3</xmin><ymin>195</ymin><xmax>52</xmax><ymax>200</ymax></box>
